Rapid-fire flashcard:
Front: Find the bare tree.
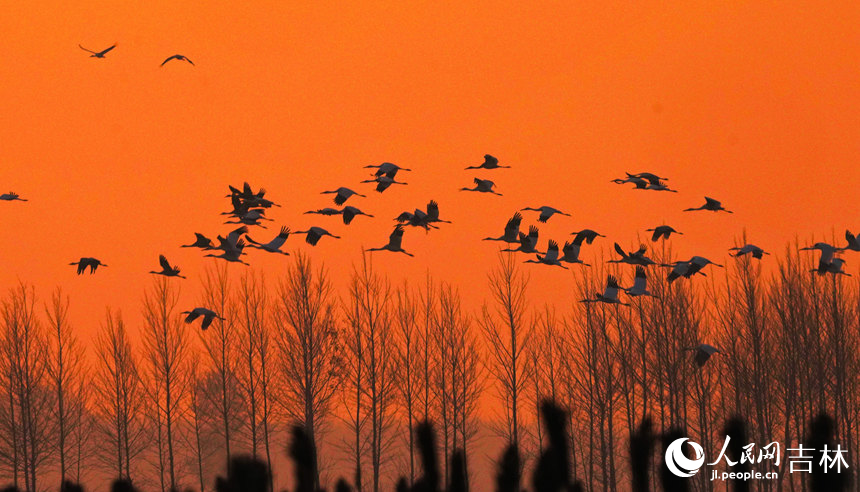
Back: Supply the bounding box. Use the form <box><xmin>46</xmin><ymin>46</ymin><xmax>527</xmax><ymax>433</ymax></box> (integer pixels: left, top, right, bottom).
<box><xmin>479</xmin><ymin>252</ymin><xmax>532</xmax><ymax>477</ymax></box>
<box><xmin>198</xmin><ymin>263</ymin><xmax>242</xmax><ymax>464</ymax></box>
<box><xmin>394</xmin><ymin>283</ymin><xmax>419</xmax><ymax>486</ymax></box>
<box><xmin>0</xmin><ymin>283</ymin><xmax>54</xmax><ymax>492</ymax></box>
<box><xmin>141</xmin><ymin>277</ymin><xmax>190</xmax><ymax>492</ymax></box>
<box><xmin>93</xmin><ymin>308</ymin><xmax>147</xmax><ymax>482</ymax></box>
<box><xmin>45</xmin><ymin>287</ymin><xmax>88</xmax><ymax>487</ymax></box>
<box><xmin>345</xmin><ymin>253</ymin><xmax>399</xmax><ymax>492</ymax></box>
<box><xmin>274</xmin><ymin>252</ymin><xmax>340</xmax><ymax>490</ymax></box>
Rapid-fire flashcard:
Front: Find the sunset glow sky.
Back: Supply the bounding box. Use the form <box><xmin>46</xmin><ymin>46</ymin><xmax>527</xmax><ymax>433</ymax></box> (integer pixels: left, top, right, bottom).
<box><xmin>2</xmin><ymin>1</ymin><xmax>859</xmax><ymax>333</ymax></box>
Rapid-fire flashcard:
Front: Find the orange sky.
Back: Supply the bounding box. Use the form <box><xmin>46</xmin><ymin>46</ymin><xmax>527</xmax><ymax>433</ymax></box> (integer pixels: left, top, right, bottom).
<box><xmin>1</xmin><ymin>1</ymin><xmax>860</xmax><ymax>334</ymax></box>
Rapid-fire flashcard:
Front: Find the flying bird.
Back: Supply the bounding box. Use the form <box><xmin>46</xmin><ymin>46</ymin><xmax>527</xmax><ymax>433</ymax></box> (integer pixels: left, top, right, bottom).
<box><xmin>684</xmin><ymin>197</ymin><xmax>732</xmax><ymax>213</ymax></box>
<box><xmin>665</xmin><ymin>256</ymin><xmax>723</xmax><ymax>282</ymax></box>
<box><xmin>245</xmin><ymin>226</ymin><xmax>291</xmax><ymax>255</ymax></box>
<box><xmin>79</xmin><ymin>43</ymin><xmax>116</xmax><ymax>58</ymax></box>
<box><xmin>730</xmin><ymin>244</ymin><xmax>769</xmax><ymax>259</ymax></box>
<box><xmin>559</xmin><ymin>239</ymin><xmax>590</xmax><ymax>266</ymax></box>
<box><xmin>361</xmin><ymin>175</ymin><xmax>407</xmax><ymax>193</ymax></box>
<box><xmin>626</xmin><ymin>172</ymin><xmax>669</xmax><ymax>184</ymax></box>
<box><xmin>812</xmin><ymin>258</ymin><xmax>851</xmax><ymax>276</ymax></box>
<box><xmin>465</xmin><ymin>154</ymin><xmax>510</xmax><ymax>170</ymax></box>
<box><xmin>581</xmin><ymin>275</ymin><xmax>629</xmax><ymax>306</ymax></box>
<box><xmin>161</xmin><ymin>54</ymin><xmax>194</xmax><ymax>66</ymax></box>
<box><xmin>460</xmin><ymin>178</ymin><xmax>502</xmax><ymax>195</ymax></box>
<box><xmin>502</xmin><ymin>226</ymin><xmax>542</xmax><ymax>254</ymax></box>
<box><xmin>181</xmin><ymin>233</ymin><xmax>214</xmax><ymax>250</ymax></box>
<box><xmin>342</xmin><ymin>206</ymin><xmax>374</xmax><ymax>225</ymax></box>
<box><xmin>646</xmin><ymin>225</ymin><xmax>682</xmax><ymax>242</ymax></box>
<box><xmin>294</xmin><ymin>227</ymin><xmax>340</xmax><ymax>246</ymax></box>
<box><xmin>800</xmin><ymin>242</ymin><xmax>840</xmax><ymax>273</ymax></box>
<box><xmin>205</xmin><ymin>239</ymin><xmax>250</xmax><ymax>265</ymax></box>
<box><xmin>686</xmin><ymin>344</ymin><xmax>720</xmax><ymax>367</ymax></box>
<box><xmin>0</xmin><ymin>192</ymin><xmax>27</xmax><ymax>201</ymax></box>
<box><xmin>368</xmin><ymin>225</ymin><xmax>413</xmax><ymax>256</ymax></box>
<box><xmin>181</xmin><ymin>308</ymin><xmax>224</xmax><ymax>331</ymax></box>
<box><xmin>524</xmin><ymin>240</ymin><xmax>568</xmax><ymax>269</ymax></box>
<box><xmin>841</xmin><ymin>230</ymin><xmax>860</xmax><ymax>252</ymax></box>
<box><xmin>609</xmin><ymin>243</ymin><xmax>656</xmax><ymax>266</ymax></box>
<box><xmin>569</xmin><ymin>229</ymin><xmax>604</xmax><ymax>245</ymax></box>
<box><xmin>365</xmin><ymin>162</ymin><xmax>411</xmax><ymax>179</ymax></box>
<box><xmin>483</xmin><ymin>212</ymin><xmax>522</xmax><ymax>243</ymax></box>
<box><xmin>520</xmin><ymin>206</ymin><xmax>570</xmax><ymax>223</ymax></box>
<box><xmin>321</xmin><ymin>187</ymin><xmax>365</xmax><ymax>205</ymax></box>
<box><xmin>150</xmin><ymin>255</ymin><xmax>186</xmax><ymax>279</ymax></box>
<box><xmin>625</xmin><ymin>266</ymin><xmax>657</xmax><ymax>298</ymax></box>
<box><xmin>70</xmin><ymin>257</ymin><xmax>107</xmax><ymax>275</ymax></box>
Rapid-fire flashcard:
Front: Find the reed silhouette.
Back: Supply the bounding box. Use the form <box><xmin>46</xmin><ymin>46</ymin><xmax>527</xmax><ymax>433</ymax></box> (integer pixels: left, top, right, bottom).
<box><xmin>629</xmin><ymin>418</ymin><xmax>654</xmax><ymax>492</ymax></box>
<box><xmin>723</xmin><ymin>418</ymin><xmax>750</xmax><ymax>492</ymax></box>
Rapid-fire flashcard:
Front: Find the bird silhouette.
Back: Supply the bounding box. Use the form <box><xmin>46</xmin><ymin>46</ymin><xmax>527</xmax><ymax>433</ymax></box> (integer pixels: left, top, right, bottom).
<box><xmin>502</xmin><ymin>226</ymin><xmax>542</xmax><ymax>254</ymax></box>
<box><xmin>609</xmin><ymin>243</ymin><xmax>656</xmax><ymax>266</ymax></box>
<box><xmin>521</xmin><ymin>206</ymin><xmax>570</xmax><ymax>223</ymax></box>
<box><xmin>206</xmin><ymin>238</ymin><xmax>250</xmax><ymax>265</ymax></box>
<box><xmin>181</xmin><ymin>307</ymin><xmax>225</xmax><ymax>331</ymax></box>
<box><xmin>686</xmin><ymin>343</ymin><xmax>720</xmax><ymax>367</ymax></box>
<box><xmin>79</xmin><ymin>43</ymin><xmax>116</xmax><ymax>58</ymax></box>
<box><xmin>161</xmin><ymin>54</ymin><xmax>194</xmax><ymax>66</ymax></box>
<box><xmin>149</xmin><ymin>255</ymin><xmax>186</xmax><ymax>278</ymax></box>
<box><xmin>0</xmin><ymin>192</ymin><xmax>27</xmax><ymax>201</ymax></box>
<box><xmin>245</xmin><ymin>226</ymin><xmax>291</xmax><ymax>255</ymax></box>
<box><xmin>294</xmin><ymin>227</ymin><xmax>340</xmax><ymax>246</ymax></box>
<box><xmin>321</xmin><ymin>187</ymin><xmax>365</xmax><ymax>205</ymax></box>
<box><xmin>524</xmin><ymin>240</ymin><xmax>568</xmax><ymax>269</ymax></box>
<box><xmin>364</xmin><ymin>162</ymin><xmax>411</xmax><ymax>179</ymax></box>
<box><xmin>361</xmin><ymin>175</ymin><xmax>407</xmax><ymax>193</ymax></box>
<box><xmin>646</xmin><ymin>225</ymin><xmax>682</xmax><ymax>241</ymax></box>
<box><xmin>69</xmin><ymin>257</ymin><xmax>107</xmax><ymax>275</ymax></box>
<box><xmin>559</xmin><ymin>239</ymin><xmax>590</xmax><ymax>266</ymax></box>
<box><xmin>625</xmin><ymin>266</ymin><xmax>657</xmax><ymax>298</ymax></box>
<box><xmin>841</xmin><ymin>230</ymin><xmax>860</xmax><ymax>252</ymax></box>
<box><xmin>581</xmin><ymin>275</ymin><xmax>629</xmax><ymax>306</ymax></box>
<box><xmin>569</xmin><ymin>229</ymin><xmax>604</xmax><ymax>245</ymax></box>
<box><xmin>484</xmin><ymin>212</ymin><xmax>522</xmax><ymax>243</ymax></box>
<box><xmin>181</xmin><ymin>233</ymin><xmax>214</xmax><ymax>250</ymax></box>
<box><xmin>800</xmin><ymin>242</ymin><xmax>840</xmax><ymax>274</ymax></box>
<box><xmin>461</xmin><ymin>178</ymin><xmax>502</xmax><ymax>195</ymax></box>
<box><xmin>730</xmin><ymin>244</ymin><xmax>769</xmax><ymax>259</ymax></box>
<box><xmin>684</xmin><ymin>196</ymin><xmax>732</xmax><ymax>213</ymax></box>
<box><xmin>626</xmin><ymin>172</ymin><xmax>669</xmax><ymax>184</ymax></box>
<box><xmin>368</xmin><ymin>225</ymin><xmax>413</xmax><ymax>256</ymax></box>
<box><xmin>465</xmin><ymin>154</ymin><xmax>510</xmax><ymax>170</ymax></box>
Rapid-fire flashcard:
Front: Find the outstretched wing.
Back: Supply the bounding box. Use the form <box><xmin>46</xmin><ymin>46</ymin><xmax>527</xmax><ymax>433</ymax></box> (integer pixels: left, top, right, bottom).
<box><xmin>100</xmin><ymin>44</ymin><xmax>117</xmax><ymax>55</ymax></box>
<box><xmin>161</xmin><ymin>55</ymin><xmax>178</xmax><ymax>66</ymax></box>
<box><xmin>78</xmin><ymin>44</ymin><xmax>97</xmax><ymax>54</ymax></box>
<box><xmin>159</xmin><ymin>255</ymin><xmax>171</xmax><ymax>271</ymax></box>
<box><xmin>704</xmin><ymin>196</ymin><xmax>720</xmax><ymax>207</ymax></box>
<box><xmin>614</xmin><ymin>242</ymin><xmax>626</xmax><ymax>258</ymax></box>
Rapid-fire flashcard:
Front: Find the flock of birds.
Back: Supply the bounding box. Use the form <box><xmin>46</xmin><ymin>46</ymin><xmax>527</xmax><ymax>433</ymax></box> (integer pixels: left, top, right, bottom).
<box><xmin>4</xmin><ymin>44</ymin><xmax>854</xmax><ymax>364</ymax></box>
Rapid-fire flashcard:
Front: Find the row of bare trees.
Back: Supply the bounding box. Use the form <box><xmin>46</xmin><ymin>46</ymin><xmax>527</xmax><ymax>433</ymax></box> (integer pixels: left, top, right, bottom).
<box><xmin>0</xmin><ymin>246</ymin><xmax>856</xmax><ymax>492</ymax></box>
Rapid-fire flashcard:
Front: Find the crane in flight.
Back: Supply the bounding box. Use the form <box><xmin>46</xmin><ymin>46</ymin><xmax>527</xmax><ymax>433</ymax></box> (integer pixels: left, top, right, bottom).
<box><xmin>520</xmin><ymin>206</ymin><xmax>570</xmax><ymax>223</ymax></box>
<box><xmin>559</xmin><ymin>239</ymin><xmax>590</xmax><ymax>266</ymax></box>
<box><xmin>581</xmin><ymin>275</ymin><xmax>629</xmax><ymax>306</ymax></box>
<box><xmin>800</xmin><ymin>242</ymin><xmax>839</xmax><ymax>273</ymax></box>
<box><xmin>684</xmin><ymin>197</ymin><xmax>733</xmax><ymax>213</ymax></box>
<box><xmin>686</xmin><ymin>344</ymin><xmax>720</xmax><ymax>367</ymax></box>
<box><xmin>161</xmin><ymin>54</ymin><xmax>194</xmax><ymax>66</ymax></box>
<box><xmin>625</xmin><ymin>266</ymin><xmax>657</xmax><ymax>298</ymax></box>
<box><xmin>245</xmin><ymin>226</ymin><xmax>291</xmax><ymax>255</ymax></box>
<box><xmin>646</xmin><ymin>225</ymin><xmax>682</xmax><ymax>241</ymax></box>
<box><xmin>524</xmin><ymin>240</ymin><xmax>568</xmax><ymax>269</ymax></box>
<box><xmin>812</xmin><ymin>258</ymin><xmax>851</xmax><ymax>276</ymax></box>
<box><xmin>502</xmin><ymin>226</ymin><xmax>542</xmax><ymax>254</ymax></box>
<box><xmin>730</xmin><ymin>244</ymin><xmax>769</xmax><ymax>259</ymax></box>
<box><xmin>365</xmin><ymin>162</ymin><xmax>411</xmax><ymax>179</ymax></box>
<box><xmin>321</xmin><ymin>187</ymin><xmax>365</xmax><ymax>206</ymax></box>
<box><xmin>465</xmin><ymin>154</ymin><xmax>510</xmax><ymax>170</ymax></box>
<box><xmin>609</xmin><ymin>243</ymin><xmax>656</xmax><ymax>266</ymax></box>
<box><xmin>569</xmin><ymin>229</ymin><xmax>604</xmax><ymax>245</ymax></box>
<box><xmin>150</xmin><ymin>255</ymin><xmax>186</xmax><ymax>279</ymax></box>
<box><xmin>626</xmin><ymin>172</ymin><xmax>669</xmax><ymax>183</ymax></box>
<box><xmin>294</xmin><ymin>227</ymin><xmax>340</xmax><ymax>246</ymax></box>
<box><xmin>368</xmin><ymin>225</ymin><xmax>414</xmax><ymax>256</ymax></box>
<box><xmin>362</xmin><ymin>175</ymin><xmax>408</xmax><ymax>193</ymax></box>
<box><xmin>460</xmin><ymin>178</ymin><xmax>502</xmax><ymax>196</ymax></box>
<box><xmin>205</xmin><ymin>239</ymin><xmax>250</xmax><ymax>265</ymax></box>
<box><xmin>483</xmin><ymin>212</ymin><xmax>522</xmax><ymax>243</ymax></box>
<box><xmin>181</xmin><ymin>233</ymin><xmax>214</xmax><ymax>250</ymax></box>
<box><xmin>70</xmin><ymin>257</ymin><xmax>107</xmax><ymax>275</ymax></box>
<box><xmin>79</xmin><ymin>43</ymin><xmax>116</xmax><ymax>58</ymax></box>
<box><xmin>181</xmin><ymin>308</ymin><xmax>225</xmax><ymax>331</ymax></box>
<box><xmin>841</xmin><ymin>230</ymin><xmax>860</xmax><ymax>252</ymax></box>
<box><xmin>0</xmin><ymin>192</ymin><xmax>27</xmax><ymax>201</ymax></box>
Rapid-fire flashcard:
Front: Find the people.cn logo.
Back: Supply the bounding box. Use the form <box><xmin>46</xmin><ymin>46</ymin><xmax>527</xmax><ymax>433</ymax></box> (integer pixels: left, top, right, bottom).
<box><xmin>665</xmin><ymin>438</ymin><xmax>706</xmax><ymax>477</ymax></box>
